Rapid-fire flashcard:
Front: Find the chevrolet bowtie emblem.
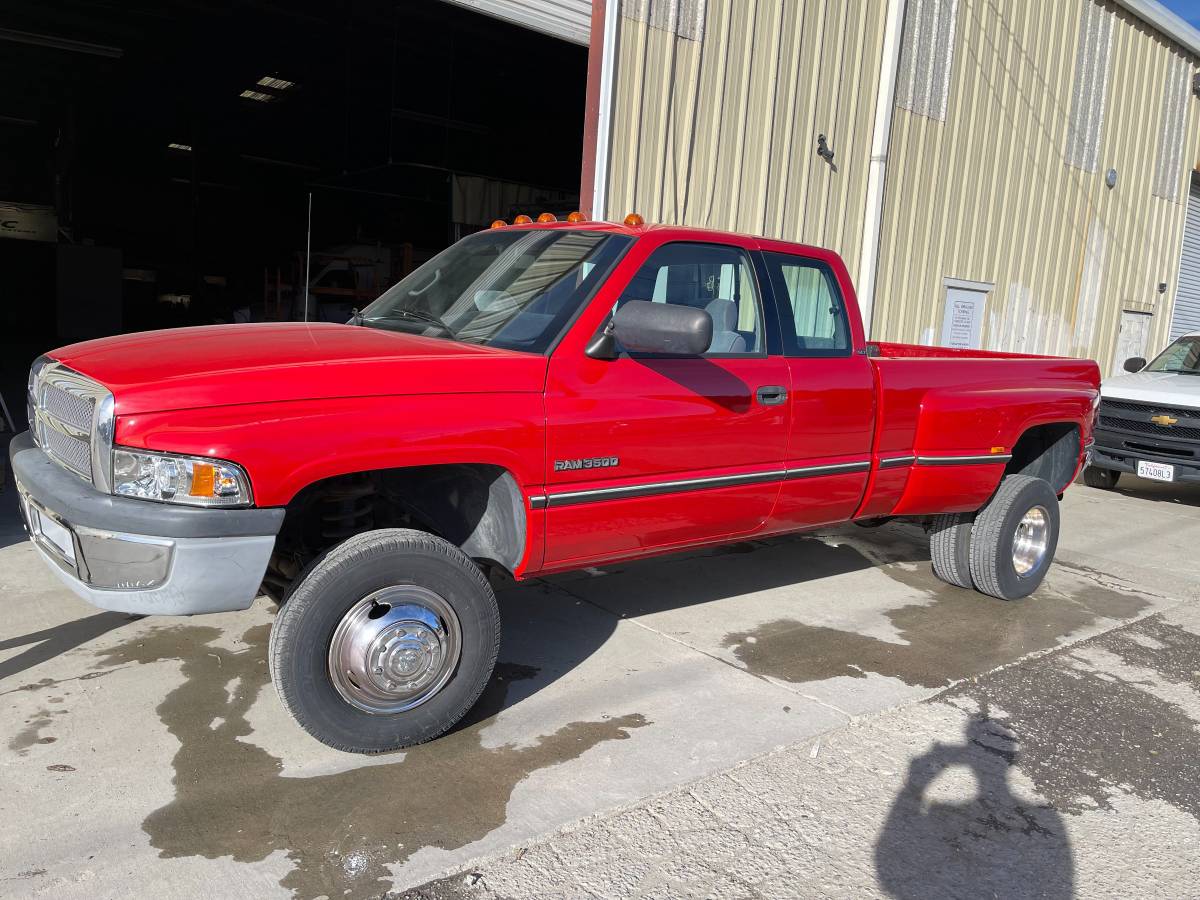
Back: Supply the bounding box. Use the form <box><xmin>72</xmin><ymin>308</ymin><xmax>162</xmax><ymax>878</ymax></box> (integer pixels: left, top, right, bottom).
<box><xmin>1150</xmin><ymin>414</ymin><xmax>1178</xmax><ymax>426</ymax></box>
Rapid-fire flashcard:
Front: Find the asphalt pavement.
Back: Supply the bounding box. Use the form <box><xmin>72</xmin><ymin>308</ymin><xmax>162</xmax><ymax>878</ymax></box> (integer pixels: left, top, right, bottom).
<box><xmin>1</xmin><ymin>473</ymin><xmax>1198</xmax><ymax>898</ymax></box>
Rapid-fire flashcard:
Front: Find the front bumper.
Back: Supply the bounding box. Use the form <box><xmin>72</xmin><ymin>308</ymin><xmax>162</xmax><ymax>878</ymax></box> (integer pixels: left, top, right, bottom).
<box><xmin>9</xmin><ymin>431</ymin><xmax>285</xmax><ymax>615</ymax></box>
<box><xmin>1090</xmin><ymin>438</ymin><xmax>1200</xmax><ymax>485</ymax></box>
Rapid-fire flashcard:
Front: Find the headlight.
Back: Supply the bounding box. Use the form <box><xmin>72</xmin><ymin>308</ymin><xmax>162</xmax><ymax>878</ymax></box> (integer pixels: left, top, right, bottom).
<box><xmin>112</xmin><ymin>448</ymin><xmax>253</xmax><ymax>507</ymax></box>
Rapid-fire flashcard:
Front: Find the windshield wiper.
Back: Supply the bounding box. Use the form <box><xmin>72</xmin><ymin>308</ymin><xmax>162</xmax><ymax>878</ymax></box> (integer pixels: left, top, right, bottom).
<box><xmin>364</xmin><ymin>309</ymin><xmax>456</xmax><ymax>337</ymax></box>
<box><xmin>1157</xmin><ymin>368</ymin><xmax>1200</xmax><ymax>375</ymax></box>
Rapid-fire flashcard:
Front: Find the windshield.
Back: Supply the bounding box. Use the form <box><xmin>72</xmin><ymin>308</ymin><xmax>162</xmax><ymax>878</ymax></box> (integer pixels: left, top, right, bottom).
<box><xmin>360</xmin><ymin>229</ymin><xmax>631</xmax><ymax>353</ymax></box>
<box><xmin>1144</xmin><ymin>335</ymin><xmax>1200</xmax><ymax>375</ymax></box>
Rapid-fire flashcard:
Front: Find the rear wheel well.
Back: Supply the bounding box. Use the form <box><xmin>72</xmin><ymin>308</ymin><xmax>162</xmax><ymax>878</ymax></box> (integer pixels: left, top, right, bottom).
<box><xmin>263</xmin><ymin>464</ymin><xmax>526</xmax><ymax>602</ymax></box>
<box><xmin>1004</xmin><ymin>422</ymin><xmax>1081</xmax><ymax>493</ymax></box>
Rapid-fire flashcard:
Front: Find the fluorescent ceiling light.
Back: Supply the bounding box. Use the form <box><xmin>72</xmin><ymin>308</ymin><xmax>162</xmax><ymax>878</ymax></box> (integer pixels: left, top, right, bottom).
<box><xmin>256</xmin><ymin>76</ymin><xmax>295</xmax><ymax>90</ymax></box>
<box><xmin>167</xmin><ymin>142</ymin><xmax>193</xmax><ymax>151</ymax></box>
<box><xmin>239</xmin><ymin>89</ymin><xmax>274</xmax><ymax>102</ymax></box>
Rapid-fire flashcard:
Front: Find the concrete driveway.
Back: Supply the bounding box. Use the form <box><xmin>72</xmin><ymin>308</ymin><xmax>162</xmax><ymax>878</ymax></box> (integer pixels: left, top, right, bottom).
<box><xmin>1</xmin><ymin>476</ymin><xmax>1198</xmax><ymax>899</ymax></box>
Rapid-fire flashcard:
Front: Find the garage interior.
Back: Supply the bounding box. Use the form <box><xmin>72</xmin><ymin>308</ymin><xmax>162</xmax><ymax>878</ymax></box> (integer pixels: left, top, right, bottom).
<box><xmin>0</xmin><ymin>0</ymin><xmax>587</xmax><ymax>436</ymax></box>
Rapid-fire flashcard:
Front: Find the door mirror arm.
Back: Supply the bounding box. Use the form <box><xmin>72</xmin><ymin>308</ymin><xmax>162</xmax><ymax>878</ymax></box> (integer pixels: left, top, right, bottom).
<box><xmin>585</xmin><ymin>320</ymin><xmax>619</xmax><ymax>360</ymax></box>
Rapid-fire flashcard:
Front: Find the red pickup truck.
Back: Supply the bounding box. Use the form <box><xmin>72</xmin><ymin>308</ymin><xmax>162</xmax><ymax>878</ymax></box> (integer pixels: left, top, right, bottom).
<box><xmin>12</xmin><ymin>217</ymin><xmax>1100</xmax><ymax>752</ymax></box>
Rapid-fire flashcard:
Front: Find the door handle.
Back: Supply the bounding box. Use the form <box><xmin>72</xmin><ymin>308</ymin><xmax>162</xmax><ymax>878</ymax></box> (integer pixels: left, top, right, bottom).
<box><xmin>756</xmin><ymin>385</ymin><xmax>788</xmax><ymax>406</ymax></box>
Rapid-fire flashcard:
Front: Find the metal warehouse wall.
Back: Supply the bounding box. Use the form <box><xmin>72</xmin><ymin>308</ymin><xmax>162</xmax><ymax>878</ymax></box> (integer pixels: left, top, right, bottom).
<box><xmin>874</xmin><ymin>0</ymin><xmax>1200</xmax><ymax>374</ymax></box>
<box><xmin>603</xmin><ymin>0</ymin><xmax>891</xmax><ymax>282</ymax></box>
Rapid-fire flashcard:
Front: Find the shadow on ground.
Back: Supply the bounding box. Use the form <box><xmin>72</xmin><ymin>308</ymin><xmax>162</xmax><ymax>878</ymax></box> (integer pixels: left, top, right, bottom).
<box><xmin>875</xmin><ymin>711</ymin><xmax>1074</xmax><ymax>899</ymax></box>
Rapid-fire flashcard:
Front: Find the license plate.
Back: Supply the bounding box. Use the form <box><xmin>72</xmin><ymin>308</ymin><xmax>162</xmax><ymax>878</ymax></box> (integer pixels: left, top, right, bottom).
<box><xmin>32</xmin><ymin>507</ymin><xmax>76</xmax><ymax>564</ymax></box>
<box><xmin>1137</xmin><ymin>460</ymin><xmax>1175</xmax><ymax>482</ymax></box>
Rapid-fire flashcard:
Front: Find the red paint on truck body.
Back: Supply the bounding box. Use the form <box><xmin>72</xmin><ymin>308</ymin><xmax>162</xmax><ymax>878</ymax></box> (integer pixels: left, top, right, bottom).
<box><xmin>46</xmin><ymin>222</ymin><xmax>1100</xmax><ymax>579</ymax></box>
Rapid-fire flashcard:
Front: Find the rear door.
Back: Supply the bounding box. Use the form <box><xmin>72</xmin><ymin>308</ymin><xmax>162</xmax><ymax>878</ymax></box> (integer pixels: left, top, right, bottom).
<box><xmin>757</xmin><ymin>247</ymin><xmax>876</xmax><ymax>531</ymax></box>
<box><xmin>542</xmin><ymin>234</ymin><xmax>790</xmax><ymax>567</ymax></box>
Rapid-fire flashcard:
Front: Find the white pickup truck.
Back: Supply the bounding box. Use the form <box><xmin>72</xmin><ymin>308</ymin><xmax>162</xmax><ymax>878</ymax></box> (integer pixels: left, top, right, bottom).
<box><xmin>1085</xmin><ymin>332</ymin><xmax>1200</xmax><ymax>488</ymax></box>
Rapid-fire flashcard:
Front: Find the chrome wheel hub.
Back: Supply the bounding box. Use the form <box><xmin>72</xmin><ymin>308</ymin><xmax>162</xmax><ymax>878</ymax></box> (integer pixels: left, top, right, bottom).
<box><xmin>328</xmin><ymin>586</ymin><xmax>461</xmax><ymax>715</ymax></box>
<box><xmin>1012</xmin><ymin>505</ymin><xmax>1050</xmax><ymax>576</ymax></box>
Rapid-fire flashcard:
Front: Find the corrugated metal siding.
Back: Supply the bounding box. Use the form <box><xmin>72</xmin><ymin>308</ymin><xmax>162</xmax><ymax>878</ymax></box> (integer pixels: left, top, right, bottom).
<box><xmin>439</xmin><ymin>0</ymin><xmax>591</xmax><ymax>45</ymax></box>
<box><xmin>1171</xmin><ymin>176</ymin><xmax>1200</xmax><ymax>339</ymax></box>
<box><xmin>604</xmin><ymin>0</ymin><xmax>891</xmax><ymax>282</ymax></box>
<box><xmin>895</xmin><ymin>0</ymin><xmax>959</xmax><ymax>122</ymax></box>
<box><xmin>1153</xmin><ymin>53</ymin><xmax>1191</xmax><ymax>201</ymax></box>
<box><xmin>873</xmin><ymin>0</ymin><xmax>1200</xmax><ymax>373</ymax></box>
<box><xmin>1065</xmin><ymin>0</ymin><xmax>1114</xmax><ymax>172</ymax></box>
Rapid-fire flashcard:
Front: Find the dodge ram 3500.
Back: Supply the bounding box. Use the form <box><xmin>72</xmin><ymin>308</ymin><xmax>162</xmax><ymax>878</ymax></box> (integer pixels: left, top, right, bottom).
<box><xmin>11</xmin><ymin>218</ymin><xmax>1101</xmax><ymax>752</ymax></box>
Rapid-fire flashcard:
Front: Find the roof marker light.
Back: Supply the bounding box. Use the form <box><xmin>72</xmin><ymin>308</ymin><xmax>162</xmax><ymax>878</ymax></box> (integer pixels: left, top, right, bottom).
<box><xmin>566</xmin><ymin>211</ymin><xmax>586</xmax><ymax>223</ymax></box>
<box><xmin>623</xmin><ymin>212</ymin><xmax>645</xmax><ymax>227</ymax></box>
<box><xmin>490</xmin><ymin>219</ymin><xmax>507</xmax><ymax>228</ymax></box>
<box><xmin>537</xmin><ymin>212</ymin><xmax>557</xmax><ymax>223</ymax></box>
<box><xmin>513</xmin><ymin>214</ymin><xmax>533</xmax><ymax>225</ymax></box>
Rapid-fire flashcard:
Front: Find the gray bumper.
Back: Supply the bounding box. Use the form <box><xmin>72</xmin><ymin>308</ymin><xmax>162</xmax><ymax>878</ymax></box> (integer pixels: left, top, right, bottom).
<box><xmin>9</xmin><ymin>431</ymin><xmax>284</xmax><ymax>615</ymax></box>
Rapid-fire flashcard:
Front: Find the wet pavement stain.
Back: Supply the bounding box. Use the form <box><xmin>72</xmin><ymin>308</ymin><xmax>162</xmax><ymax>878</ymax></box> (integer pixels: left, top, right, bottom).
<box><xmin>723</xmin><ymin>551</ymin><xmax>1151</xmax><ymax>689</ymax></box>
<box><xmin>943</xmin><ymin>613</ymin><xmax>1200</xmax><ymax>820</ymax></box>
<box><xmin>8</xmin><ymin>708</ymin><xmax>59</xmax><ymax>755</ymax></box>
<box><xmin>93</xmin><ymin>624</ymin><xmax>647</xmax><ymax>899</ymax></box>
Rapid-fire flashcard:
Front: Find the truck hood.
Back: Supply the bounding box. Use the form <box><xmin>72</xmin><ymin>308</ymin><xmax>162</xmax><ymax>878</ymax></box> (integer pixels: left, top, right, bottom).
<box><xmin>1102</xmin><ymin>370</ymin><xmax>1200</xmax><ymax>408</ymax></box>
<box><xmin>51</xmin><ymin>322</ymin><xmax>549</xmax><ymax>415</ymax></box>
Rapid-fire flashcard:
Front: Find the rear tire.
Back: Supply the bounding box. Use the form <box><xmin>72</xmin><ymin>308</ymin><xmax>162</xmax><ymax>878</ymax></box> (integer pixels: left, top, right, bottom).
<box><xmin>969</xmin><ymin>475</ymin><xmax>1059</xmax><ymax>601</ymax></box>
<box><xmin>269</xmin><ymin>528</ymin><xmax>500</xmax><ymax>753</ymax></box>
<box><xmin>1083</xmin><ymin>466</ymin><xmax>1120</xmax><ymax>490</ymax></box>
<box><xmin>930</xmin><ymin>512</ymin><xmax>974</xmax><ymax>589</ymax></box>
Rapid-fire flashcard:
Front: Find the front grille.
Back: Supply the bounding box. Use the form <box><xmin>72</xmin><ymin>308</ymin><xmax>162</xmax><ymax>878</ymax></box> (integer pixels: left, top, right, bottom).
<box><xmin>40</xmin><ymin>424</ymin><xmax>93</xmax><ymax>477</ymax></box>
<box><xmin>1096</xmin><ymin>398</ymin><xmax>1200</xmax><ymax>445</ymax></box>
<box><xmin>1098</xmin><ymin>414</ymin><xmax>1200</xmax><ymax>441</ymax></box>
<box><xmin>29</xmin><ymin>360</ymin><xmax>110</xmax><ymax>486</ymax></box>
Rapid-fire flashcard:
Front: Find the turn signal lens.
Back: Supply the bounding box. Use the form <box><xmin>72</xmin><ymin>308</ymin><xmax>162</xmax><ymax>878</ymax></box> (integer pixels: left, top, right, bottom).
<box><xmin>623</xmin><ymin>212</ymin><xmax>645</xmax><ymax>227</ymax></box>
<box><xmin>566</xmin><ymin>211</ymin><xmax>586</xmax><ymax>223</ymax></box>
<box><xmin>536</xmin><ymin>212</ymin><xmax>557</xmax><ymax>223</ymax></box>
<box><xmin>513</xmin><ymin>214</ymin><xmax>533</xmax><ymax>225</ymax></box>
<box><xmin>190</xmin><ymin>463</ymin><xmax>216</xmax><ymax>497</ymax></box>
<box><xmin>490</xmin><ymin>219</ymin><xmax>506</xmax><ymax>229</ymax></box>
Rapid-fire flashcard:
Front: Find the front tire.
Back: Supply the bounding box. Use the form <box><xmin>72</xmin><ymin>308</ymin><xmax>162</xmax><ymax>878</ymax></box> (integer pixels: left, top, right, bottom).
<box><xmin>269</xmin><ymin>528</ymin><xmax>500</xmax><ymax>753</ymax></box>
<box><xmin>969</xmin><ymin>475</ymin><xmax>1060</xmax><ymax>601</ymax></box>
<box><xmin>1083</xmin><ymin>466</ymin><xmax>1120</xmax><ymax>490</ymax></box>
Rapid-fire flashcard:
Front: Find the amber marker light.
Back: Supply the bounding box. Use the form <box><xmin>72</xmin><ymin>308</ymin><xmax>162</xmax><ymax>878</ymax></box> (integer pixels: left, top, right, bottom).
<box><xmin>190</xmin><ymin>463</ymin><xmax>216</xmax><ymax>497</ymax></box>
<box><xmin>566</xmin><ymin>211</ymin><xmax>586</xmax><ymax>223</ymax></box>
<box><xmin>490</xmin><ymin>219</ymin><xmax>506</xmax><ymax>228</ymax></box>
<box><xmin>513</xmin><ymin>214</ymin><xmax>533</xmax><ymax>225</ymax></box>
<box><xmin>536</xmin><ymin>212</ymin><xmax>557</xmax><ymax>223</ymax></box>
<box><xmin>623</xmin><ymin>212</ymin><xmax>645</xmax><ymax>227</ymax></box>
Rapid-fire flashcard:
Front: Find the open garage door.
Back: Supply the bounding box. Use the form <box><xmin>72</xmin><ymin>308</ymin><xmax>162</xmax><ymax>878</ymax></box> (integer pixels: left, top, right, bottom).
<box><xmin>0</xmin><ymin>0</ymin><xmax>588</xmax><ymax>428</ymax></box>
<box><xmin>440</xmin><ymin>0</ymin><xmax>591</xmax><ymax>45</ymax></box>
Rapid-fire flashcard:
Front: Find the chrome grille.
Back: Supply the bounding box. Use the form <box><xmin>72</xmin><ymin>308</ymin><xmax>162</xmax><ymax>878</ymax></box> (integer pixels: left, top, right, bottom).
<box><xmin>43</xmin><ymin>381</ymin><xmax>96</xmax><ymax>433</ymax></box>
<box><xmin>40</xmin><ymin>424</ymin><xmax>93</xmax><ymax>477</ymax></box>
<box><xmin>29</xmin><ymin>359</ymin><xmax>112</xmax><ymax>487</ymax></box>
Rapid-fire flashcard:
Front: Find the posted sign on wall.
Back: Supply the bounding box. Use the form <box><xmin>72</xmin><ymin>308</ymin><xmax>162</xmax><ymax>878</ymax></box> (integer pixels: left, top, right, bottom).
<box><xmin>0</xmin><ymin>203</ymin><xmax>57</xmax><ymax>242</ymax></box>
<box><xmin>940</xmin><ymin>284</ymin><xmax>988</xmax><ymax>349</ymax></box>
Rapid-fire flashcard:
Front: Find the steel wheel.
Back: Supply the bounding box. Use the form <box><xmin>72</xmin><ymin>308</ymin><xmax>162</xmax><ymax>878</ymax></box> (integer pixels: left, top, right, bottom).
<box><xmin>327</xmin><ymin>585</ymin><xmax>462</xmax><ymax>715</ymax></box>
<box><xmin>1011</xmin><ymin>505</ymin><xmax>1049</xmax><ymax>576</ymax></box>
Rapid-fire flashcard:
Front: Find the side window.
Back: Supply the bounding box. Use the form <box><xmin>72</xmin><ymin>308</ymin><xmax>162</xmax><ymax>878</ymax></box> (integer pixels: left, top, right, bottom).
<box><xmin>617</xmin><ymin>242</ymin><xmax>764</xmax><ymax>355</ymax></box>
<box><xmin>763</xmin><ymin>252</ymin><xmax>851</xmax><ymax>357</ymax></box>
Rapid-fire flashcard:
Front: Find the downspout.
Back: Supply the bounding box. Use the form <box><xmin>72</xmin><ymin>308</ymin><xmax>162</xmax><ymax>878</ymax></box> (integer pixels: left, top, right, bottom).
<box><xmin>591</xmin><ymin>0</ymin><xmax>620</xmax><ymax>221</ymax></box>
<box><xmin>856</xmin><ymin>0</ymin><xmax>908</xmax><ymax>339</ymax></box>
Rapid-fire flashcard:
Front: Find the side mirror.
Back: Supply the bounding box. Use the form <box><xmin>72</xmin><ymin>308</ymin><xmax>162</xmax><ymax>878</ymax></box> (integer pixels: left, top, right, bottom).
<box><xmin>603</xmin><ymin>300</ymin><xmax>712</xmax><ymax>357</ymax></box>
<box><xmin>1123</xmin><ymin>356</ymin><xmax>1147</xmax><ymax>373</ymax></box>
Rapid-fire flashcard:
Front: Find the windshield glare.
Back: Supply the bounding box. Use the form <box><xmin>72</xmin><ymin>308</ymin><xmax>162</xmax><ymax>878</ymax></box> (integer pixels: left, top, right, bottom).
<box><xmin>361</xmin><ymin>229</ymin><xmax>630</xmax><ymax>353</ymax></box>
<box><xmin>1144</xmin><ymin>335</ymin><xmax>1200</xmax><ymax>375</ymax></box>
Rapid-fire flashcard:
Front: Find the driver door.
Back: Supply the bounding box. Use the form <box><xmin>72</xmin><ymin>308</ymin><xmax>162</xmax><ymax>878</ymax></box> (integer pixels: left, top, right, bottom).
<box><xmin>541</xmin><ymin>235</ymin><xmax>790</xmax><ymax>568</ymax></box>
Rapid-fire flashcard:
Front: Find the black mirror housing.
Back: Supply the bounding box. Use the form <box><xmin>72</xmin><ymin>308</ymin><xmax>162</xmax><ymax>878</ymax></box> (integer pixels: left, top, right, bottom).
<box><xmin>610</xmin><ymin>300</ymin><xmax>712</xmax><ymax>356</ymax></box>
<box><xmin>1123</xmin><ymin>356</ymin><xmax>1147</xmax><ymax>373</ymax></box>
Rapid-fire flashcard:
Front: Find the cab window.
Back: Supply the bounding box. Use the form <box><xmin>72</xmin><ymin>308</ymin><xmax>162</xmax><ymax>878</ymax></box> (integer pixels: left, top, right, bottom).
<box><xmin>616</xmin><ymin>242</ymin><xmax>764</xmax><ymax>356</ymax></box>
<box><xmin>762</xmin><ymin>252</ymin><xmax>851</xmax><ymax>357</ymax></box>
